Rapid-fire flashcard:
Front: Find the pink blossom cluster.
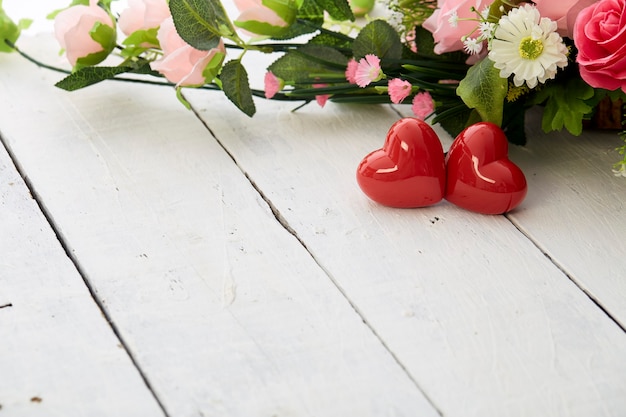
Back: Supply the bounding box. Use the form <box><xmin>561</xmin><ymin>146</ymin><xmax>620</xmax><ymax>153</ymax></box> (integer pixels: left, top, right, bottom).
<box><xmin>344</xmin><ymin>54</ymin><xmax>434</xmax><ymax>119</ymax></box>
<box><xmin>264</xmin><ymin>53</ymin><xmax>434</xmax><ymax>118</ymax></box>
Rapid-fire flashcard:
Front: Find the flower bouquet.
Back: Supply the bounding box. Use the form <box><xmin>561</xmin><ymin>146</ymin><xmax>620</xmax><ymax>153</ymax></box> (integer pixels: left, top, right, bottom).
<box><xmin>1</xmin><ymin>0</ymin><xmax>625</xmax><ymax>176</ymax></box>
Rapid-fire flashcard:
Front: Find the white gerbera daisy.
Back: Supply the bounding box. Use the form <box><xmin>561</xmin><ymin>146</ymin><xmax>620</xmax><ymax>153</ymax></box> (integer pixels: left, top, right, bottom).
<box><xmin>488</xmin><ymin>4</ymin><xmax>568</xmax><ymax>89</ymax></box>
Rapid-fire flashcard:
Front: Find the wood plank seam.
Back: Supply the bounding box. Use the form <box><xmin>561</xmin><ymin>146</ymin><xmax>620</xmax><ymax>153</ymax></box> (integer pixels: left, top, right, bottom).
<box><xmin>393</xmin><ymin>102</ymin><xmax>626</xmax><ymax>333</ymax></box>
<box><xmin>0</xmin><ymin>133</ymin><xmax>173</xmax><ymax>417</ymax></box>
<box><xmin>505</xmin><ymin>214</ymin><xmax>626</xmax><ymax>333</ymax></box>
<box><xmin>188</xmin><ymin>101</ymin><xmax>446</xmax><ymax>417</ymax></box>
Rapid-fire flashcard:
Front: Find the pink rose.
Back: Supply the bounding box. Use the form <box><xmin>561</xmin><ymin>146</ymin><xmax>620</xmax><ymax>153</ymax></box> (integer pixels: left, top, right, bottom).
<box><xmin>151</xmin><ymin>17</ymin><xmax>225</xmax><ymax>86</ymax></box>
<box><xmin>422</xmin><ymin>0</ymin><xmax>491</xmax><ymax>55</ymax></box>
<box><xmin>534</xmin><ymin>0</ymin><xmax>599</xmax><ymax>38</ymax></box>
<box><xmin>118</xmin><ymin>0</ymin><xmax>171</xmax><ymax>36</ymax></box>
<box><xmin>54</xmin><ymin>0</ymin><xmax>115</xmax><ymax>67</ymax></box>
<box><xmin>574</xmin><ymin>0</ymin><xmax>626</xmax><ymax>93</ymax></box>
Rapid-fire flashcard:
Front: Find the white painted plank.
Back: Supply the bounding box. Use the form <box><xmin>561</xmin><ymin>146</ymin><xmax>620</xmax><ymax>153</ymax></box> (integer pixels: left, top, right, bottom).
<box><xmin>0</xmin><ymin>136</ymin><xmax>164</xmax><ymax>414</ymax></box>
<box><xmin>396</xmin><ymin>105</ymin><xmax>626</xmax><ymax>328</ymax></box>
<box><xmin>0</xmin><ymin>36</ymin><xmax>439</xmax><ymax>416</ymax></box>
<box><xmin>507</xmin><ymin>108</ymin><xmax>626</xmax><ymax>327</ymax></box>
<box><xmin>184</xmin><ymin>83</ymin><xmax>626</xmax><ymax>415</ymax></box>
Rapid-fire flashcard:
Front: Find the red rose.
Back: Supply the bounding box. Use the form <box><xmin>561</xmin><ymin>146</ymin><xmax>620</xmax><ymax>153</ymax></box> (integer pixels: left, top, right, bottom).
<box><xmin>574</xmin><ymin>0</ymin><xmax>626</xmax><ymax>93</ymax></box>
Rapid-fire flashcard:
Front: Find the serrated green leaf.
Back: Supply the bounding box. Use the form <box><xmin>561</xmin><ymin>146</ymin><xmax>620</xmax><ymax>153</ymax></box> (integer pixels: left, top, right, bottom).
<box><xmin>220</xmin><ymin>60</ymin><xmax>256</xmax><ymax>117</ymax></box>
<box><xmin>533</xmin><ymin>79</ymin><xmax>594</xmax><ymax>135</ymax></box>
<box><xmin>270</xmin><ymin>0</ymin><xmax>324</xmax><ymax>40</ymax></box>
<box><xmin>169</xmin><ymin>0</ymin><xmax>237</xmax><ymax>50</ymax></box>
<box><xmin>352</xmin><ymin>20</ymin><xmax>402</xmax><ymax>60</ymax></box>
<box><xmin>268</xmin><ymin>45</ymin><xmax>348</xmax><ymax>82</ymax></box>
<box><xmin>314</xmin><ymin>0</ymin><xmax>353</xmax><ymax>21</ymax></box>
<box><xmin>55</xmin><ymin>63</ymin><xmax>153</xmax><ymax>91</ymax></box>
<box><xmin>457</xmin><ymin>57</ymin><xmax>507</xmax><ymax>125</ymax></box>
<box><xmin>308</xmin><ymin>32</ymin><xmax>352</xmax><ymax>53</ymax></box>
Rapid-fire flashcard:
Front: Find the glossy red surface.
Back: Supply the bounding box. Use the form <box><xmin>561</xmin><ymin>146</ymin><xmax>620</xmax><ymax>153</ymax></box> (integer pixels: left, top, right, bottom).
<box><xmin>445</xmin><ymin>122</ymin><xmax>527</xmax><ymax>214</ymax></box>
<box><xmin>356</xmin><ymin>118</ymin><xmax>446</xmax><ymax>208</ymax></box>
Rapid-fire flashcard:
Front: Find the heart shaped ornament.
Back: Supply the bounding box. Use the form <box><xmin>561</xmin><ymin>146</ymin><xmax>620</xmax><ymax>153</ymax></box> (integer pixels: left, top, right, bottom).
<box><xmin>356</xmin><ymin>118</ymin><xmax>446</xmax><ymax>208</ymax></box>
<box><xmin>445</xmin><ymin>122</ymin><xmax>527</xmax><ymax>214</ymax></box>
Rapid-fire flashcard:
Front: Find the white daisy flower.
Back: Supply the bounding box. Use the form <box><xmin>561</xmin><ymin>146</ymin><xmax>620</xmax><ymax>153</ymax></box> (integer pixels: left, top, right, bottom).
<box><xmin>488</xmin><ymin>4</ymin><xmax>568</xmax><ymax>89</ymax></box>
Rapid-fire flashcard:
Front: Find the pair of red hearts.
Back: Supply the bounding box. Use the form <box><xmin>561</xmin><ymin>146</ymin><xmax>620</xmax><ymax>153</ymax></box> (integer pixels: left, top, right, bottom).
<box><xmin>356</xmin><ymin>118</ymin><xmax>527</xmax><ymax>214</ymax></box>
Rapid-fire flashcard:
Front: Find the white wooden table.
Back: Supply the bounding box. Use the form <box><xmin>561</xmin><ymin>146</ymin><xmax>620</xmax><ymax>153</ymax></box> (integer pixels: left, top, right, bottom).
<box><xmin>1</xmin><ymin>7</ymin><xmax>626</xmax><ymax>417</ymax></box>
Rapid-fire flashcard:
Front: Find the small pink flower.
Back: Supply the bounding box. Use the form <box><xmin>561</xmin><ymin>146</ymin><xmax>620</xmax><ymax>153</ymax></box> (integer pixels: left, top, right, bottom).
<box><xmin>151</xmin><ymin>17</ymin><xmax>225</xmax><ymax>86</ymax></box>
<box><xmin>412</xmin><ymin>91</ymin><xmax>434</xmax><ymax>120</ymax></box>
<box><xmin>313</xmin><ymin>83</ymin><xmax>330</xmax><ymax>108</ymax></box>
<box><xmin>355</xmin><ymin>54</ymin><xmax>383</xmax><ymax>87</ymax></box>
<box><xmin>345</xmin><ymin>59</ymin><xmax>359</xmax><ymax>84</ymax></box>
<box><xmin>54</xmin><ymin>0</ymin><xmax>115</xmax><ymax>67</ymax></box>
<box><xmin>388</xmin><ymin>78</ymin><xmax>412</xmax><ymax>104</ymax></box>
<box><xmin>118</xmin><ymin>0</ymin><xmax>171</xmax><ymax>36</ymax></box>
<box><xmin>264</xmin><ymin>71</ymin><xmax>283</xmax><ymax>98</ymax></box>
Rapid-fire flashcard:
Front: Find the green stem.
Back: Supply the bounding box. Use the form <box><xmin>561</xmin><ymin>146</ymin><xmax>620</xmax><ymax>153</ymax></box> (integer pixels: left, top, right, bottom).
<box><xmin>7</xmin><ymin>40</ymin><xmax>304</xmax><ymax>102</ymax></box>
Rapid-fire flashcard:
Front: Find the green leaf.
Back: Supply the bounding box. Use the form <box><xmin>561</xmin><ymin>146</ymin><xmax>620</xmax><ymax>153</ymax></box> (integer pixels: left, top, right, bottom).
<box><xmin>531</xmin><ymin>78</ymin><xmax>594</xmax><ymax>135</ymax></box>
<box><xmin>55</xmin><ymin>62</ymin><xmax>153</xmax><ymax>91</ymax></box>
<box><xmin>122</xmin><ymin>28</ymin><xmax>160</xmax><ymax>48</ymax></box>
<box><xmin>262</xmin><ymin>0</ymin><xmax>298</xmax><ymax>25</ymax></box>
<box><xmin>457</xmin><ymin>57</ymin><xmax>508</xmax><ymax>126</ymax></box>
<box><xmin>308</xmin><ymin>32</ymin><xmax>352</xmax><ymax>53</ymax></box>
<box><xmin>72</xmin><ymin>21</ymin><xmax>116</xmax><ymax>68</ymax></box>
<box><xmin>410</xmin><ymin>26</ymin><xmax>467</xmax><ymax>63</ymax></box>
<box><xmin>0</xmin><ymin>3</ymin><xmax>29</xmax><ymax>53</ymax></box>
<box><xmin>268</xmin><ymin>44</ymin><xmax>348</xmax><ymax>82</ymax></box>
<box><xmin>270</xmin><ymin>0</ymin><xmax>324</xmax><ymax>40</ymax></box>
<box><xmin>169</xmin><ymin>0</ymin><xmax>238</xmax><ymax>50</ymax></box>
<box><xmin>201</xmin><ymin>51</ymin><xmax>225</xmax><ymax>83</ymax></box>
<box><xmin>234</xmin><ymin>19</ymin><xmax>289</xmax><ymax>37</ymax></box>
<box><xmin>90</xmin><ymin>20</ymin><xmax>116</xmax><ymax>51</ymax></box>
<box><xmin>219</xmin><ymin>60</ymin><xmax>256</xmax><ymax>117</ymax></box>
<box><xmin>314</xmin><ymin>0</ymin><xmax>353</xmax><ymax>21</ymax></box>
<box><xmin>352</xmin><ymin>20</ymin><xmax>402</xmax><ymax>61</ymax></box>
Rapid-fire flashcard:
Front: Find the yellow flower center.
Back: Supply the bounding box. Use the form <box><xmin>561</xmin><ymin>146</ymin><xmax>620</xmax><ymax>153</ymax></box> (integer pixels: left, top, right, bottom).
<box><xmin>519</xmin><ymin>36</ymin><xmax>544</xmax><ymax>60</ymax></box>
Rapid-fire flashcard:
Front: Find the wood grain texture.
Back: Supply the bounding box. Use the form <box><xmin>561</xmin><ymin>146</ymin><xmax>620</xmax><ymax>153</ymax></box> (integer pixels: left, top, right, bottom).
<box><xmin>508</xmin><ymin>108</ymin><xmax>626</xmax><ymax>328</ymax></box>
<box><xmin>185</xmin><ymin>84</ymin><xmax>626</xmax><ymax>416</ymax></box>
<box><xmin>395</xmin><ymin>104</ymin><xmax>626</xmax><ymax>328</ymax></box>
<box><xmin>0</xmin><ymin>36</ymin><xmax>439</xmax><ymax>417</ymax></box>
<box><xmin>0</xmin><ymin>133</ymin><xmax>163</xmax><ymax>415</ymax></box>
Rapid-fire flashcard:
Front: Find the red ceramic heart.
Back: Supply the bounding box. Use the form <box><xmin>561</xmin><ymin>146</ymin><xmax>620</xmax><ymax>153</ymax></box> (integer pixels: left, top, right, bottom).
<box><xmin>356</xmin><ymin>118</ymin><xmax>446</xmax><ymax>208</ymax></box>
<box><xmin>445</xmin><ymin>122</ymin><xmax>527</xmax><ymax>214</ymax></box>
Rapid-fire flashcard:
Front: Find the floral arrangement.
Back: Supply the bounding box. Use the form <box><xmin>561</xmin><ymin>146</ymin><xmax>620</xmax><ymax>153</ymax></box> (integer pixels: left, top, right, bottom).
<box><xmin>1</xmin><ymin>0</ymin><xmax>625</xmax><ymax>175</ymax></box>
